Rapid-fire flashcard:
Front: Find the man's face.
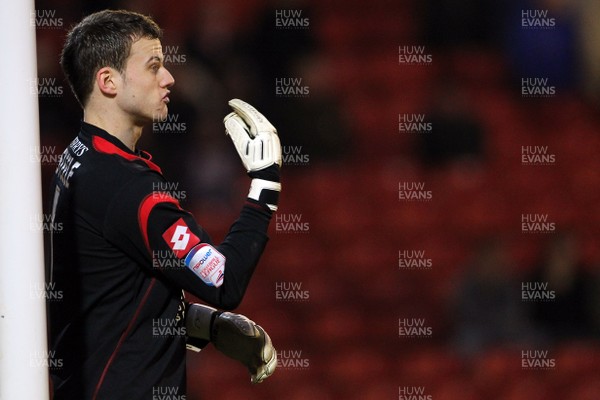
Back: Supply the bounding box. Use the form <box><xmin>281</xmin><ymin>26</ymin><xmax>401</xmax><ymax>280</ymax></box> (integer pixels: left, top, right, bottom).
<box><xmin>115</xmin><ymin>37</ymin><xmax>174</xmax><ymax>124</ymax></box>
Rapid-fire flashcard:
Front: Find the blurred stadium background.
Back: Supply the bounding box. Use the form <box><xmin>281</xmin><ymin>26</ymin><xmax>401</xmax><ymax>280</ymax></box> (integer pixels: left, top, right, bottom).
<box><xmin>35</xmin><ymin>0</ymin><xmax>600</xmax><ymax>399</ymax></box>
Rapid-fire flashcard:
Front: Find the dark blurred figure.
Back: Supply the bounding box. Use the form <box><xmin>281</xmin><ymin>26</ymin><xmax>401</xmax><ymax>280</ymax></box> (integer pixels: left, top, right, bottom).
<box><xmin>504</xmin><ymin>0</ymin><xmax>579</xmax><ymax>91</ymax></box>
<box><xmin>242</xmin><ymin>0</ymin><xmax>317</xmax><ymax>99</ymax></box>
<box><xmin>417</xmin><ymin>79</ymin><xmax>485</xmax><ymax>168</ymax></box>
<box><xmin>452</xmin><ymin>238</ymin><xmax>533</xmax><ymax>357</ymax></box>
<box><xmin>578</xmin><ymin>0</ymin><xmax>600</xmax><ymax>103</ymax></box>
<box><xmin>167</xmin><ymin>2</ymin><xmax>251</xmax><ymax>208</ymax></box>
<box><xmin>527</xmin><ymin>232</ymin><xmax>599</xmax><ymax>342</ymax></box>
<box><xmin>240</xmin><ymin>0</ymin><xmax>351</xmax><ymax>163</ymax></box>
<box><xmin>420</xmin><ymin>0</ymin><xmax>506</xmax><ymax>50</ymax></box>
<box><xmin>269</xmin><ymin>54</ymin><xmax>352</xmax><ymax>163</ymax></box>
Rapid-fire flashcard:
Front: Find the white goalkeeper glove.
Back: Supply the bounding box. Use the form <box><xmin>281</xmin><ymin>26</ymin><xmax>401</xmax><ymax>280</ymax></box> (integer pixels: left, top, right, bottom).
<box><xmin>186</xmin><ymin>303</ymin><xmax>277</xmax><ymax>384</ymax></box>
<box><xmin>224</xmin><ymin>99</ymin><xmax>282</xmax><ymax>212</ymax></box>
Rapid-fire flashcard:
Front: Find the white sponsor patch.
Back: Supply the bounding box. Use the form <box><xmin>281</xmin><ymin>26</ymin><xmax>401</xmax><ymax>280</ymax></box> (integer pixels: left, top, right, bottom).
<box><xmin>184</xmin><ymin>244</ymin><xmax>225</xmax><ymax>287</ymax></box>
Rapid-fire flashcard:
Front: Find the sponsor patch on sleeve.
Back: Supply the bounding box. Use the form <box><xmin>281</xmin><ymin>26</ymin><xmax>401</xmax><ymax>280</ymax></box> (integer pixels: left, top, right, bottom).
<box><xmin>162</xmin><ymin>218</ymin><xmax>200</xmax><ymax>259</ymax></box>
<box><xmin>184</xmin><ymin>243</ymin><xmax>226</xmax><ymax>287</ymax></box>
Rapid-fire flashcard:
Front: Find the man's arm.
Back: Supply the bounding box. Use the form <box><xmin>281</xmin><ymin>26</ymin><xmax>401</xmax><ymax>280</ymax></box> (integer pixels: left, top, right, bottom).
<box><xmin>104</xmin><ymin>99</ymin><xmax>281</xmax><ymax>310</ymax></box>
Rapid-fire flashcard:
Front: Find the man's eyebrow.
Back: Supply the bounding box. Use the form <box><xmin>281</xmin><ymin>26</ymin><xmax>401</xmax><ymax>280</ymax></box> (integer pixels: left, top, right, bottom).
<box><xmin>146</xmin><ymin>55</ymin><xmax>162</xmax><ymax>64</ymax></box>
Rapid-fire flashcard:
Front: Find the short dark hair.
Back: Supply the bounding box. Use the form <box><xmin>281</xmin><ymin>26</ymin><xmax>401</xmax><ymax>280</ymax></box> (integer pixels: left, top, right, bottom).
<box><xmin>60</xmin><ymin>9</ymin><xmax>162</xmax><ymax>107</ymax></box>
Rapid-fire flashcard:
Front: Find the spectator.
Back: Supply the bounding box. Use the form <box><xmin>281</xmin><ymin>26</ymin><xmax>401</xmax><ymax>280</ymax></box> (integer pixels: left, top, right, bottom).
<box><xmin>527</xmin><ymin>232</ymin><xmax>598</xmax><ymax>342</ymax></box>
<box><xmin>452</xmin><ymin>238</ymin><xmax>533</xmax><ymax>357</ymax></box>
<box><xmin>417</xmin><ymin>78</ymin><xmax>485</xmax><ymax>168</ymax></box>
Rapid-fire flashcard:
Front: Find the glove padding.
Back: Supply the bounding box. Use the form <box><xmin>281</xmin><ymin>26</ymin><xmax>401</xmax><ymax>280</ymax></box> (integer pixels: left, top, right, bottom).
<box><xmin>224</xmin><ymin>99</ymin><xmax>282</xmax><ymax>211</ymax></box>
<box><xmin>212</xmin><ymin>312</ymin><xmax>277</xmax><ymax>384</ymax></box>
<box><xmin>186</xmin><ymin>304</ymin><xmax>277</xmax><ymax>384</ymax></box>
<box><xmin>224</xmin><ymin>99</ymin><xmax>282</xmax><ymax>172</ymax></box>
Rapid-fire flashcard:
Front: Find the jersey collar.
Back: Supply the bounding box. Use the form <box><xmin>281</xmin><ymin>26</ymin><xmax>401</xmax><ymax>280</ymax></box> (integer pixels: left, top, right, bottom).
<box><xmin>81</xmin><ymin>122</ymin><xmax>163</xmax><ymax>175</ymax></box>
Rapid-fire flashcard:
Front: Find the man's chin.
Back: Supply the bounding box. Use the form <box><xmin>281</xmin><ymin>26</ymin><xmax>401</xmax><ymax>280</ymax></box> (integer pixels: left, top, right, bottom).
<box><xmin>150</xmin><ymin>108</ymin><xmax>169</xmax><ymax>123</ymax></box>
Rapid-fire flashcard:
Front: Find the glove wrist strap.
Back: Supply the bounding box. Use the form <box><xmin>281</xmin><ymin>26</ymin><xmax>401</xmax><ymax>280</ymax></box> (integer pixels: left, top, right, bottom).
<box><xmin>248</xmin><ymin>179</ymin><xmax>281</xmax><ymax>212</ymax></box>
<box><xmin>186</xmin><ymin>303</ymin><xmax>217</xmax><ymax>341</ymax></box>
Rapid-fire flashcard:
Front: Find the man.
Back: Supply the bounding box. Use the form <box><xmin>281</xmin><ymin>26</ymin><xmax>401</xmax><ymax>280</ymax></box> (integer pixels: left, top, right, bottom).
<box><xmin>47</xmin><ymin>9</ymin><xmax>281</xmax><ymax>399</ymax></box>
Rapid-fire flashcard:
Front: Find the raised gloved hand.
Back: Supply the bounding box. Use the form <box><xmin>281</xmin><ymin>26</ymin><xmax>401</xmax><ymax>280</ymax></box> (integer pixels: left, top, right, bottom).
<box><xmin>186</xmin><ymin>303</ymin><xmax>277</xmax><ymax>384</ymax></box>
<box><xmin>224</xmin><ymin>99</ymin><xmax>282</xmax><ymax>212</ymax></box>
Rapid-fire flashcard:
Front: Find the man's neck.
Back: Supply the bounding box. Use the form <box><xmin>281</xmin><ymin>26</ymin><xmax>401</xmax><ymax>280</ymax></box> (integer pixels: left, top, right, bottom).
<box><xmin>83</xmin><ymin>108</ymin><xmax>143</xmax><ymax>152</ymax></box>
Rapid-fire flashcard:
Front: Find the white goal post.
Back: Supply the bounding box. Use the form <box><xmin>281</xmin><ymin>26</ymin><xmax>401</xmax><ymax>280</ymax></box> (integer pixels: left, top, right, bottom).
<box><xmin>0</xmin><ymin>1</ymin><xmax>50</xmax><ymax>399</ymax></box>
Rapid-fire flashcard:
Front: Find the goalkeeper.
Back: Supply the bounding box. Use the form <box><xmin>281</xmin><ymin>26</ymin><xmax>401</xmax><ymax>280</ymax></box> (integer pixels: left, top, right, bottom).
<box><xmin>48</xmin><ymin>10</ymin><xmax>280</xmax><ymax>399</ymax></box>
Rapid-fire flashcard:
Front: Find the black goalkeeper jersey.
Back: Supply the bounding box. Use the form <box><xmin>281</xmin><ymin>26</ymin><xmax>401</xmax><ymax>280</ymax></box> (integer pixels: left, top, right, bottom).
<box><xmin>47</xmin><ymin>122</ymin><xmax>272</xmax><ymax>399</ymax></box>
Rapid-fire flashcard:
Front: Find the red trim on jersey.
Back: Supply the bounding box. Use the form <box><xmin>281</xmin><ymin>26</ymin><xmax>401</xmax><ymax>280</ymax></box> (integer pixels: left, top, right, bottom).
<box><xmin>245</xmin><ymin>199</ymin><xmax>270</xmax><ymax>212</ymax></box>
<box><xmin>92</xmin><ymin>278</ymin><xmax>157</xmax><ymax>400</ymax></box>
<box><xmin>138</xmin><ymin>193</ymin><xmax>180</xmax><ymax>253</ymax></box>
<box><xmin>92</xmin><ymin>135</ymin><xmax>162</xmax><ymax>174</ymax></box>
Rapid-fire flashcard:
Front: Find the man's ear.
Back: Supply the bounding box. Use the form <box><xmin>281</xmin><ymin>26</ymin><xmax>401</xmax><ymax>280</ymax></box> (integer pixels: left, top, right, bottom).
<box><xmin>96</xmin><ymin>66</ymin><xmax>118</xmax><ymax>96</ymax></box>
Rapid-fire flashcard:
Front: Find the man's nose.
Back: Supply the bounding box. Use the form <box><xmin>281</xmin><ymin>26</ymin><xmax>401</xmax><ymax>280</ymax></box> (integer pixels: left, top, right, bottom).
<box><xmin>162</xmin><ymin>67</ymin><xmax>175</xmax><ymax>88</ymax></box>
